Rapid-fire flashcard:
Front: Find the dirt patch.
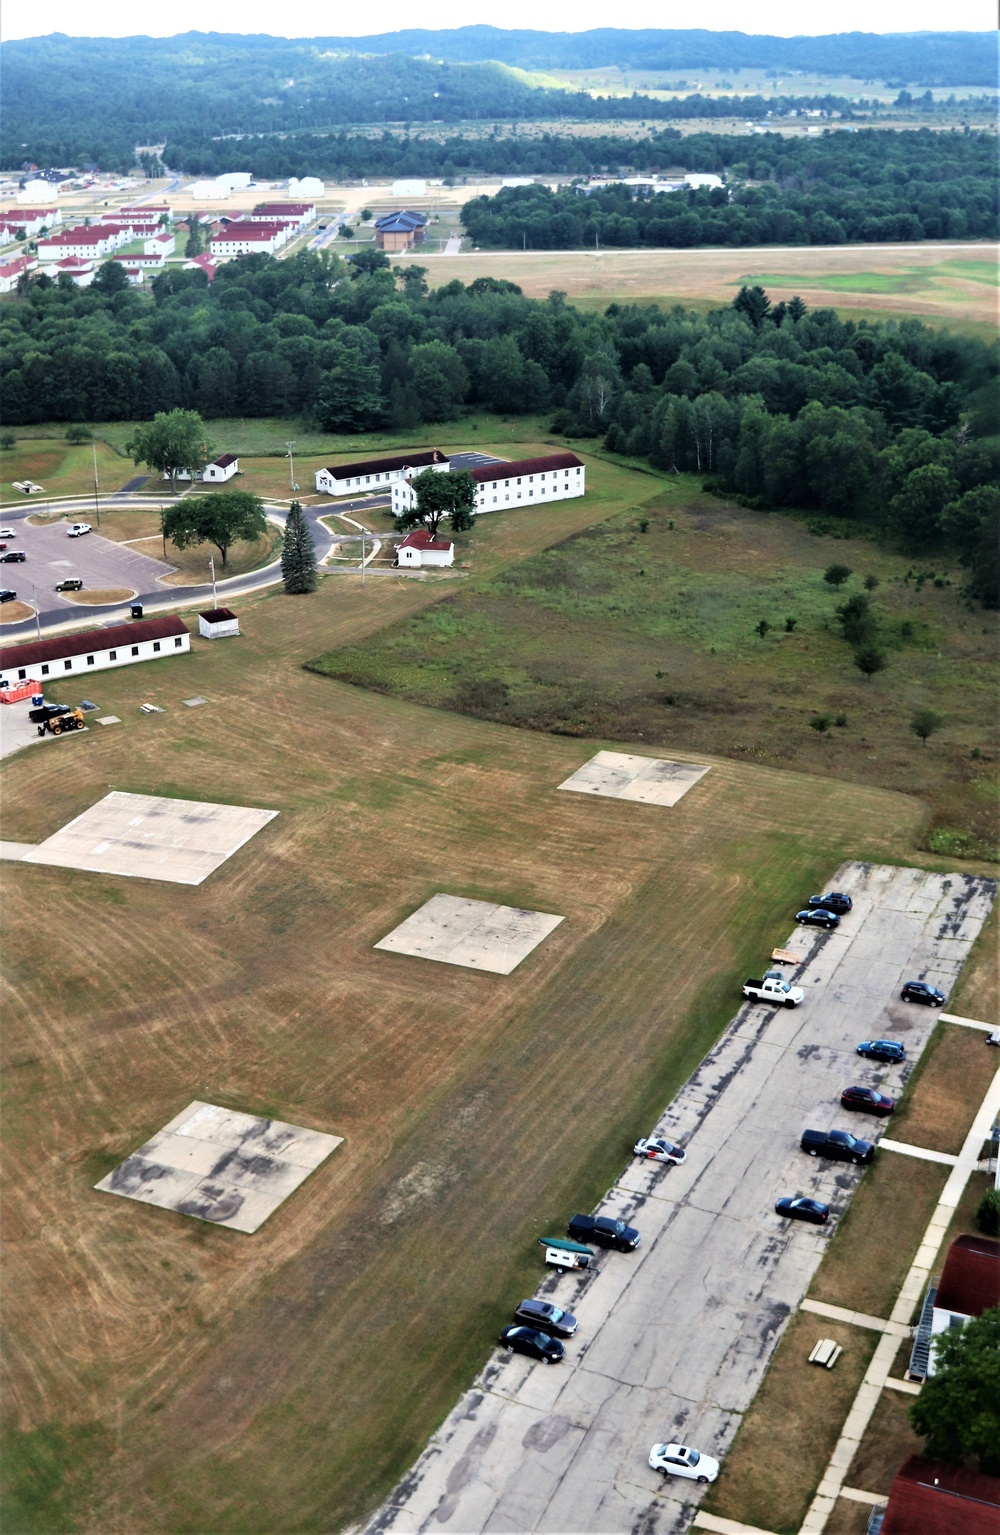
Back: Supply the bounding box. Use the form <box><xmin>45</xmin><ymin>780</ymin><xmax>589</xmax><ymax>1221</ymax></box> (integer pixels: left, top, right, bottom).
<box><xmin>0</xmin><ymin>601</ymin><xmax>35</xmax><ymax>624</ymax></box>
<box><xmin>704</xmin><ymin>1311</ymin><xmax>878</xmax><ymax>1535</ymax></box>
<box><xmin>63</xmin><ymin>589</ymin><xmax>135</xmax><ymax>605</ymax></box>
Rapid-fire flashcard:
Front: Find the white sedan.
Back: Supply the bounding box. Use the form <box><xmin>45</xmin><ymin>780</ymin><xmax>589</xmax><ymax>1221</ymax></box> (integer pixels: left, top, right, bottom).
<box><xmin>649</xmin><ymin>1442</ymin><xmax>719</xmax><ymax>1483</ymax></box>
<box><xmin>67</xmin><ymin>522</ymin><xmax>92</xmax><ymax>537</ymax></box>
<box><xmin>633</xmin><ymin>1136</ymin><xmax>686</xmax><ymax>1165</ymax></box>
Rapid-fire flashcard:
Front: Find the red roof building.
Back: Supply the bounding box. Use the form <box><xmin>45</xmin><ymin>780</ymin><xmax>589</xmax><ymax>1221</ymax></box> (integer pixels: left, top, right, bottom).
<box><xmin>881</xmin><ymin>1456</ymin><xmax>1000</xmax><ymax>1534</ymax></box>
<box><xmin>396</xmin><ymin>529</ymin><xmax>454</xmax><ymax>568</ymax></box>
<box><xmin>468</xmin><ymin>452</ymin><xmax>583</xmax><ymax>482</ymax></box>
<box><xmin>935</xmin><ymin>1236</ymin><xmax>1000</xmax><ymax>1319</ymax></box>
<box><xmin>0</xmin><ymin>616</ymin><xmax>189</xmax><ymax>686</ymax></box>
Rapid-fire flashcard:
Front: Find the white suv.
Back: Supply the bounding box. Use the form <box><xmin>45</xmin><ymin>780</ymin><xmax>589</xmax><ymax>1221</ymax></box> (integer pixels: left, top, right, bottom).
<box><xmin>67</xmin><ymin>523</ymin><xmax>92</xmax><ymax>537</ymax></box>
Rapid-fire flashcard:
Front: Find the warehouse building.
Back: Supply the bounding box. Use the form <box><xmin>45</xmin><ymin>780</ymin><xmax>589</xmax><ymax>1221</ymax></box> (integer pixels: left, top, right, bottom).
<box><xmin>0</xmin><ymin>616</ymin><xmax>190</xmax><ymax>689</ymax></box>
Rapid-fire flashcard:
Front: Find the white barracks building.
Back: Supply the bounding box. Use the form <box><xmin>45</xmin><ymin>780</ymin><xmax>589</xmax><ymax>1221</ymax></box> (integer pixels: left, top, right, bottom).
<box><xmin>390</xmin><ymin>452</ymin><xmax>585</xmax><ymax>518</ymax></box>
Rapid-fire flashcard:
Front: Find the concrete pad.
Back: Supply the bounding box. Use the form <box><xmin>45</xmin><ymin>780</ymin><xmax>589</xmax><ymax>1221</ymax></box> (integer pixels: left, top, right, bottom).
<box><xmin>23</xmin><ymin>790</ymin><xmax>278</xmax><ymax>885</ymax></box>
<box><xmin>96</xmin><ymin>716</ymin><xmax>120</xmax><ymax>726</ymax></box>
<box><xmin>374</xmin><ymin>893</ymin><xmax>564</xmax><ymax>975</ymax></box>
<box><xmin>557</xmin><ymin>749</ymin><xmax>710</xmax><ymax>806</ymax></box>
<box><xmin>95</xmin><ymin>1100</ymin><xmax>341</xmax><ymax>1233</ymax></box>
<box><xmin>182</xmin><ymin>697</ymin><xmax>208</xmax><ymax>707</ymax></box>
<box><xmin>0</xmin><ymin>841</ymin><xmax>36</xmax><ymax>861</ymax></box>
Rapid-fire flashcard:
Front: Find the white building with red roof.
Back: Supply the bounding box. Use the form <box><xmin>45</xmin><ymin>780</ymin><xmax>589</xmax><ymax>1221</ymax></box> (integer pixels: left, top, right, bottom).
<box><xmin>0</xmin><ymin>616</ymin><xmax>190</xmax><ymax>689</ymax></box>
<box><xmin>0</xmin><ymin>207</ymin><xmax>61</xmax><ymax>235</ymax></box>
<box><xmin>390</xmin><ymin>452</ymin><xmax>586</xmax><ymax>519</ymax></box>
<box><xmin>248</xmin><ymin>201</ymin><xmax>316</xmax><ymax>227</ymax></box>
<box><xmin>0</xmin><ymin>255</ymin><xmax>37</xmax><ymax>293</ymax></box>
<box><xmin>37</xmin><ymin>226</ymin><xmax>117</xmax><ymax>261</ymax></box>
<box><xmin>52</xmin><ymin>257</ymin><xmax>97</xmax><ymax>287</ymax></box>
<box><xmin>395</xmin><ymin>530</ymin><xmax>455</xmax><ymax>568</ymax></box>
<box><xmin>209</xmin><ymin>221</ymin><xmax>294</xmax><ymax>257</ymax></box>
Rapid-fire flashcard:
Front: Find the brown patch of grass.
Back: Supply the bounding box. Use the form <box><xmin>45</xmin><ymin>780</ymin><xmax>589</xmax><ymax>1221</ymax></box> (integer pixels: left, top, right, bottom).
<box><xmin>949</xmin><ymin>900</ymin><xmax>999</xmax><ymax>1026</ymax></box>
<box><xmin>890</xmin><ymin>1021</ymin><xmax>1000</xmax><ymax>1155</ymax></box>
<box><xmin>0</xmin><ymin>561</ymin><xmax>925</xmax><ymax>1535</ymax></box>
<box><xmin>63</xmin><ymin>589</ymin><xmax>135</xmax><ymax>605</ymax></box>
<box><xmin>846</xmin><ymin>1388</ymin><xmax>923</xmax><ymax>1496</ymax></box>
<box><xmin>133</xmin><ymin>529</ymin><xmax>282</xmax><ymax>583</ymax></box>
<box><xmin>809</xmin><ymin>1154</ymin><xmax>949</xmax><ymax>1318</ymax></box>
<box><xmin>941</xmin><ymin>1170</ymin><xmax>993</xmax><ymax>1252</ymax></box>
<box><xmin>824</xmin><ymin>1499</ymin><xmax>879</xmax><ymax>1535</ymax></box>
<box><xmin>704</xmin><ymin>1313</ymin><xmax>878</xmax><ymax>1535</ymax></box>
<box><xmin>89</xmin><ymin>510</ymin><xmax>163</xmax><ymax>543</ymax></box>
<box><xmin>0</xmin><ymin>601</ymin><xmax>35</xmax><ymax>624</ymax></box>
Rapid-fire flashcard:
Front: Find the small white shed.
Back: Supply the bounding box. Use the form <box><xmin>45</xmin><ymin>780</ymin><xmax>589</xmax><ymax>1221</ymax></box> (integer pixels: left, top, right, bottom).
<box><xmin>198</xmin><ymin>607</ymin><xmax>240</xmax><ymax>639</ymax></box>
<box><xmin>395</xmin><ymin>530</ymin><xmax>454</xmax><ymax>568</ymax></box>
<box><xmin>203</xmin><ymin>454</ymin><xmax>239</xmax><ymax>483</ymax></box>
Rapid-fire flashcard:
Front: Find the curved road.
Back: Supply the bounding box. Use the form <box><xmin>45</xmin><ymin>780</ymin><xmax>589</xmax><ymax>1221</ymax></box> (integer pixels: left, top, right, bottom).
<box><xmin>0</xmin><ymin>493</ymin><xmax>390</xmax><ymax>638</ymax></box>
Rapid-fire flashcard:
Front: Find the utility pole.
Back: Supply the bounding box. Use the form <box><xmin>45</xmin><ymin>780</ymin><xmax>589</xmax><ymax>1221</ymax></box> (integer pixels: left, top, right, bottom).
<box><xmin>92</xmin><ymin>440</ymin><xmax>101</xmax><ymax>528</ymax></box>
<box><xmin>209</xmin><ymin>554</ymin><xmax>217</xmax><ymax>609</ymax></box>
<box><xmin>285</xmin><ymin>440</ymin><xmax>296</xmax><ymax>492</ymax></box>
<box><xmin>31</xmin><ymin>582</ymin><xmax>41</xmax><ymax>640</ymax></box>
<box><xmin>360</xmin><ymin>525</ymin><xmax>365</xmax><ymax>586</ymax></box>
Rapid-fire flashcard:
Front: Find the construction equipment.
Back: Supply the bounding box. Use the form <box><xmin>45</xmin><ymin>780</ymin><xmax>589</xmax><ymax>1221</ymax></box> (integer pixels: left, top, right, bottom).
<box><xmin>37</xmin><ymin>707</ymin><xmax>86</xmax><ymax>737</ymax></box>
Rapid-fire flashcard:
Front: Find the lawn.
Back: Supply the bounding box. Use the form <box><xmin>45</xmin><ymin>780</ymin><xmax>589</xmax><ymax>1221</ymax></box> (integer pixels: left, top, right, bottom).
<box><xmin>807</xmin><ymin>1154</ymin><xmax>949</xmax><ymax>1318</ymax></box>
<box><xmin>845</xmin><ymin>1389</ymin><xmax>923</xmax><ymax>1498</ymax></box>
<box><xmin>702</xmin><ymin>1311</ymin><xmax>879</xmax><ymax>1535</ymax></box>
<box><xmin>948</xmin><ymin>899</ymin><xmax>999</xmax><ymax>1025</ymax></box>
<box><xmin>889</xmin><ymin>1020</ymin><xmax>1000</xmax><ymax>1155</ymax></box>
<box><xmin>0</xmin><ymin>562</ymin><xmax>926</xmax><ymax>1535</ymax></box>
<box><xmin>309</xmin><ymin>485</ymin><xmax>1000</xmax><ymax>861</ymax></box>
<box><xmin>0</xmin><ymin>439</ymin><xmax>132</xmax><ymax>506</ymax></box>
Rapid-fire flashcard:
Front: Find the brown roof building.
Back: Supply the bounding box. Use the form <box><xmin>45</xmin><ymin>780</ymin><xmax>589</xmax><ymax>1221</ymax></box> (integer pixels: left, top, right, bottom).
<box><xmin>881</xmin><ymin>1456</ymin><xmax>1000</xmax><ymax>1535</ymax></box>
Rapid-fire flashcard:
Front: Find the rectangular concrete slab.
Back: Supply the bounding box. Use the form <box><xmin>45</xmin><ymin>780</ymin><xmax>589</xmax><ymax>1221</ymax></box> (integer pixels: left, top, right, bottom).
<box><xmin>557</xmin><ymin>750</ymin><xmax>710</xmax><ymax>806</ymax></box>
<box><xmin>23</xmin><ymin>790</ymin><xmax>278</xmax><ymax>885</ymax></box>
<box><xmin>374</xmin><ymin>893</ymin><xmax>564</xmax><ymax>975</ymax></box>
<box><xmin>95</xmin><ymin>1100</ymin><xmax>342</xmax><ymax>1233</ymax></box>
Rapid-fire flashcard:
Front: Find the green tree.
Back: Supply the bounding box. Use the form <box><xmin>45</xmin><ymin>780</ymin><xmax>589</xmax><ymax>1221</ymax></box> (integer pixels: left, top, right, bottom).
<box><xmin>184</xmin><ymin>220</ymin><xmax>203</xmax><ymax>257</ymax></box>
<box><xmin>824</xmin><ymin>563</ymin><xmax>852</xmax><ymax>588</ymax></box>
<box><xmin>126</xmin><ymin>409</ymin><xmax>212</xmax><ymax>495</ymax></box>
<box><xmin>65</xmin><ymin>424</ymin><xmax>92</xmax><ymax>443</ymax></box>
<box><xmin>396</xmin><ymin>469</ymin><xmax>477</xmax><ymax>538</ymax></box>
<box><xmin>910</xmin><ymin>1306</ymin><xmax>1000</xmax><ymax>1473</ymax></box>
<box><xmin>280</xmin><ymin>501</ymin><xmax>317</xmax><ymax>594</ymax></box>
<box><xmin>836</xmin><ymin>593</ymin><xmax>876</xmax><ymax>646</ymax></box>
<box><xmin>93</xmin><ymin>259</ymin><xmax>130</xmax><ymax>294</ymax></box>
<box><xmin>854</xmin><ymin>643</ymin><xmax>886</xmax><ymax>680</ymax></box>
<box><xmin>975</xmin><ymin>1188</ymin><xmax>1000</xmax><ymax>1237</ymax></box>
<box><xmin>316</xmin><ymin>333</ymin><xmax>383</xmax><ymax>431</ymax></box>
<box><xmin>161</xmin><ymin>489</ymin><xmax>266</xmax><ymax>568</ymax></box>
<box><xmin>940</xmin><ymin>485</ymin><xmax>1000</xmax><ymax>607</ymax></box>
<box><xmin>409</xmin><ymin>341</ymin><xmax>468</xmax><ymax>422</ymax></box>
<box><xmin>910</xmin><ymin>708</ymin><xmax>942</xmax><ymax>745</ymax></box>
<box><xmin>888</xmin><ymin>463</ymin><xmax>958</xmax><ymax>548</ymax></box>
<box><xmin>733</xmin><ymin>284</ymin><xmax>771</xmax><ymax>328</ymax></box>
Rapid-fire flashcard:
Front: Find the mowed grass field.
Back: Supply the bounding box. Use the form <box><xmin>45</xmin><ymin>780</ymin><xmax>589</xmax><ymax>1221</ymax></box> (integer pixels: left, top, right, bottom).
<box><xmin>0</xmin><ymin>528</ymin><xmax>929</xmax><ymax>1534</ymax></box>
<box><xmin>403</xmin><ymin>242</ymin><xmax>999</xmax><ymax>332</ymax></box>
<box><xmin>0</xmin><ymin>439</ymin><xmax>133</xmax><ymax>506</ymax></box>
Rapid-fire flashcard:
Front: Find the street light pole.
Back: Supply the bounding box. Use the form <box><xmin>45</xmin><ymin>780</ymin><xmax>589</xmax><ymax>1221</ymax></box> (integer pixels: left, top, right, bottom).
<box><xmin>285</xmin><ymin>440</ymin><xmax>296</xmax><ymax>493</ymax></box>
<box><xmin>92</xmin><ymin>440</ymin><xmax>101</xmax><ymax>529</ymax></box>
<box><xmin>209</xmin><ymin>554</ymin><xmax>217</xmax><ymax>609</ymax></box>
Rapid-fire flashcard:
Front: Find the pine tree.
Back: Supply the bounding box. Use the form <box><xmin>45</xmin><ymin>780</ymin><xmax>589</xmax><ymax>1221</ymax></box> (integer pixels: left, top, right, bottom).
<box><xmin>281</xmin><ymin>501</ymin><xmax>317</xmax><ymax>594</ymax></box>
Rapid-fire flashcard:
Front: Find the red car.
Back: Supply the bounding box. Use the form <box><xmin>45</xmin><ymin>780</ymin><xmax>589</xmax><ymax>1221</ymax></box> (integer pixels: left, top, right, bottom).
<box><xmin>841</xmin><ymin>1085</ymin><xmax>896</xmax><ymax>1117</ymax></box>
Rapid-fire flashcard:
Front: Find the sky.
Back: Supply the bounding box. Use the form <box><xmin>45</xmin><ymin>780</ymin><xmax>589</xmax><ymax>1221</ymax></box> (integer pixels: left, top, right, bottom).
<box><xmin>2</xmin><ymin>0</ymin><xmax>997</xmax><ymax>41</ymax></box>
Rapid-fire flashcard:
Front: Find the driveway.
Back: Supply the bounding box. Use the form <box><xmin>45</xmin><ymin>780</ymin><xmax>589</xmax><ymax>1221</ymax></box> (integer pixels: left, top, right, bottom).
<box><xmin>367</xmin><ymin>863</ymin><xmax>995</xmax><ymax>1535</ymax></box>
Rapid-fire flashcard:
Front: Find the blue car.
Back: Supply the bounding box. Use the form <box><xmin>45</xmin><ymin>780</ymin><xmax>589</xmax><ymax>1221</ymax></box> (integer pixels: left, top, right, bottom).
<box><xmin>857</xmin><ymin>1039</ymin><xmax>906</xmax><ymax>1063</ymax></box>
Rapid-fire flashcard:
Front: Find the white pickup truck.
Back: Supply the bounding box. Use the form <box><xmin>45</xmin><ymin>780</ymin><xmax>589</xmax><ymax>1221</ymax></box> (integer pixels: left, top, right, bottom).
<box><xmin>742</xmin><ymin>976</ymin><xmax>805</xmax><ymax>1008</ymax></box>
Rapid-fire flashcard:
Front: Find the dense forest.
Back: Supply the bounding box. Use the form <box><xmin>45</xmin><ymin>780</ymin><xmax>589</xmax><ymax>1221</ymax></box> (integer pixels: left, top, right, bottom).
<box><xmin>2</xmin><ymin>29</ymin><xmax>996</xmax><ymax>170</ymax></box>
<box><xmin>461</xmin><ymin>130</ymin><xmax>998</xmax><ymax>248</ymax></box>
<box><xmin>1</xmin><ymin>249</ymin><xmax>996</xmax><ymax>600</ymax></box>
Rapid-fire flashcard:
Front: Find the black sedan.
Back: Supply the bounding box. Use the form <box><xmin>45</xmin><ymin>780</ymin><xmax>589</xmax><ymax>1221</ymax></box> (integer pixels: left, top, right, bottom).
<box><xmin>808</xmin><ymin>892</ymin><xmax>853</xmax><ymax>915</ymax></box>
<box><xmin>795</xmin><ymin>907</ymin><xmax>841</xmax><ymax>930</ymax></box>
<box><xmin>857</xmin><ymin>1039</ymin><xmax>906</xmax><ymax>1063</ymax></box>
<box><xmin>900</xmin><ymin>981</ymin><xmax>946</xmax><ymax>1007</ymax></box>
<box><xmin>841</xmin><ymin>1085</ymin><xmax>896</xmax><ymax>1117</ymax></box>
<box><xmin>513</xmin><ymin>1299</ymin><xmax>578</xmax><ymax>1337</ymax></box>
<box><xmin>499</xmin><ymin>1325</ymin><xmax>565</xmax><ymax>1363</ymax></box>
<box><xmin>0</xmin><ymin>550</ymin><xmax>26</xmax><ymax>563</ymax></box>
<box><xmin>775</xmin><ymin>1197</ymin><xmax>830</xmax><ymax>1225</ymax></box>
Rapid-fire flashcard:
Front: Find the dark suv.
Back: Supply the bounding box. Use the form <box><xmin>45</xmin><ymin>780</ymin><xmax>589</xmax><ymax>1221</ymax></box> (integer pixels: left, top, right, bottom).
<box><xmin>807</xmin><ymin>892</ymin><xmax>853</xmax><ymax>915</ymax></box>
<box><xmin>567</xmin><ymin>1213</ymin><xmax>640</xmax><ymax>1251</ymax></box>
<box><xmin>513</xmin><ymin>1299</ymin><xmax>578</xmax><ymax>1337</ymax></box>
<box><xmin>900</xmin><ymin>981</ymin><xmax>945</xmax><ymax>1007</ymax></box>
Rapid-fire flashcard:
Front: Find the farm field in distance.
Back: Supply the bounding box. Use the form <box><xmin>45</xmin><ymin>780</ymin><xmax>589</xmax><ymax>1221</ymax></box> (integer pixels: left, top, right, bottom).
<box><xmin>1</xmin><ymin>469</ymin><xmax>941</xmax><ymax>1535</ymax></box>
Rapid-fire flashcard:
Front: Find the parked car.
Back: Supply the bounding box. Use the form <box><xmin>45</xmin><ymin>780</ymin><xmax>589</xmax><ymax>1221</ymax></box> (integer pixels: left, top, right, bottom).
<box><xmin>840</xmin><ymin>1085</ymin><xmax>896</xmax><ymax>1117</ymax></box>
<box><xmin>648</xmin><ymin>1443</ymin><xmax>719</xmax><ymax>1483</ymax></box>
<box><xmin>498</xmin><ymin>1325</ymin><xmax>564</xmax><ymax>1364</ymax></box>
<box><xmin>801</xmin><ymin>1128</ymin><xmax>874</xmax><ymax>1165</ymax></box>
<box><xmin>0</xmin><ymin>550</ymin><xmax>26</xmax><ymax>562</ymax></box>
<box><xmin>775</xmin><ymin>1196</ymin><xmax>830</xmax><ymax>1224</ymax></box>
<box><xmin>795</xmin><ymin>907</ymin><xmax>841</xmax><ymax>930</ymax></box>
<box><xmin>55</xmin><ymin>578</ymin><xmax>84</xmax><ymax>592</ymax></box>
<box><xmin>567</xmin><ymin>1213</ymin><xmax>640</xmax><ymax>1251</ymax></box>
<box><xmin>512</xmin><ymin>1299</ymin><xmax>578</xmax><ymax>1337</ymax></box>
<box><xmin>987</xmin><ymin>1030</ymin><xmax>1000</xmax><ymax>1048</ymax></box>
<box><xmin>67</xmin><ymin>523</ymin><xmax>92</xmax><ymax>537</ymax></box>
<box><xmin>808</xmin><ymin>892</ymin><xmax>853</xmax><ymax>915</ymax></box>
<box><xmin>0</xmin><ymin>588</ymin><xmax>17</xmax><ymax>603</ymax></box>
<box><xmin>28</xmin><ymin>703</ymin><xmax>72</xmax><ymax>724</ymax></box>
<box><xmin>857</xmin><ymin>1039</ymin><xmax>906</xmax><ymax>1063</ymax></box>
<box><xmin>0</xmin><ymin>527</ymin><xmax>16</xmax><ymax>538</ymax></box>
<box><xmin>900</xmin><ymin>981</ymin><xmax>946</xmax><ymax>1007</ymax></box>
<box><xmin>633</xmin><ymin>1136</ymin><xmax>686</xmax><ymax>1165</ymax></box>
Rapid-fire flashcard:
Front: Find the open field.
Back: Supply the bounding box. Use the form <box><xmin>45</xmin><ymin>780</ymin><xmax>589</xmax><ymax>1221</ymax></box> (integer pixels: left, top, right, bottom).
<box><xmin>889</xmin><ymin>1019</ymin><xmax>1000</xmax><ymax>1154</ymax></box>
<box><xmin>0</xmin><ymin>531</ymin><xmax>934</xmax><ymax>1535</ymax></box>
<box><xmin>311</xmin><ymin>479</ymin><xmax>1000</xmax><ymax>861</ymax></box>
<box><xmin>703</xmin><ymin>1311</ymin><xmax>879</xmax><ymax>1534</ymax></box>
<box><xmin>0</xmin><ymin>440</ymin><xmax>131</xmax><ymax>507</ymax></box>
<box><xmin>403</xmin><ymin>243</ymin><xmax>1000</xmax><ymax>332</ymax></box>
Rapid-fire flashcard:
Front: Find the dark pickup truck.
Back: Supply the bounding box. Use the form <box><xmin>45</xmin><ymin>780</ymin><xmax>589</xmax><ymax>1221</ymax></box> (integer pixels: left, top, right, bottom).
<box><xmin>567</xmin><ymin>1213</ymin><xmax>640</xmax><ymax>1251</ymax></box>
<box><xmin>801</xmin><ymin>1128</ymin><xmax>874</xmax><ymax>1165</ymax></box>
<box><xmin>28</xmin><ymin>702</ymin><xmax>71</xmax><ymax>724</ymax></box>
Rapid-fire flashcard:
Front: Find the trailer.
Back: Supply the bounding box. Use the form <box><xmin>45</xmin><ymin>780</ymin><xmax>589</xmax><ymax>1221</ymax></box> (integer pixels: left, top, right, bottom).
<box><xmin>538</xmin><ymin>1236</ymin><xmax>594</xmax><ymax>1271</ymax></box>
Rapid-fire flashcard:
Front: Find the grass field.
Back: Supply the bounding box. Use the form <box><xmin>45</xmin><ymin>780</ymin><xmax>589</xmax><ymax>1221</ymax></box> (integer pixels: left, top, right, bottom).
<box><xmin>311</xmin><ymin>477</ymin><xmax>1000</xmax><ymax>861</ymax></box>
<box><xmin>401</xmin><ymin>243</ymin><xmax>1000</xmax><ymax>333</ymax></box>
<box><xmin>0</xmin><ymin>507</ymin><xmax>933</xmax><ymax>1535</ymax></box>
<box><xmin>0</xmin><ymin>439</ymin><xmax>132</xmax><ymax>506</ymax></box>
<box><xmin>889</xmin><ymin>1020</ymin><xmax>1000</xmax><ymax>1154</ymax></box>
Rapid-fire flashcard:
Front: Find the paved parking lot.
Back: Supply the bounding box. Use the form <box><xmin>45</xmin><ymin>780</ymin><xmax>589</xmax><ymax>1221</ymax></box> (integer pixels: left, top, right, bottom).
<box><xmin>0</xmin><ymin>509</ymin><xmax>174</xmax><ymax>629</ymax></box>
<box><xmin>368</xmin><ymin>862</ymin><xmax>995</xmax><ymax>1535</ymax></box>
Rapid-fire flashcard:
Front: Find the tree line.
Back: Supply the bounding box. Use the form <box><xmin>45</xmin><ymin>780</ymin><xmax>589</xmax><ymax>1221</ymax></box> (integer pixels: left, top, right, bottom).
<box><xmin>1</xmin><ymin>249</ymin><xmax>995</xmax><ymax>601</ymax></box>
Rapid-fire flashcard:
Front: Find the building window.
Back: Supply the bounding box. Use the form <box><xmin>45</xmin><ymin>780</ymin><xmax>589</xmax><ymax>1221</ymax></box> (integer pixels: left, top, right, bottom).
<box><xmin>86</xmin><ymin>655</ymin><xmax>95</xmax><ymax>666</ymax></box>
<box><xmin>41</xmin><ymin>664</ymin><xmax>49</xmax><ymax>675</ymax></box>
<box><xmin>505</xmin><ymin>480</ymin><xmax>509</xmax><ymax>487</ymax></box>
<box><xmin>109</xmin><ymin>652</ymin><xmax>116</xmax><ymax>661</ymax></box>
<box><xmin>517</xmin><ymin>478</ymin><xmax>522</xmax><ymax>485</ymax></box>
<box><xmin>365</xmin><ymin>476</ymin><xmax>371</xmax><ymax>484</ymax></box>
<box><xmin>131</xmin><ymin>646</ymin><xmax>139</xmax><ymax>656</ymax></box>
<box><xmin>174</xmin><ymin>637</ymin><xmax>183</xmax><ymax>648</ymax></box>
<box><xmin>64</xmin><ymin>659</ymin><xmax>73</xmax><ymax>670</ymax></box>
<box><xmin>153</xmin><ymin>641</ymin><xmax>161</xmax><ymax>652</ymax></box>
<box><xmin>17</xmin><ymin>668</ymin><xmax>26</xmax><ymax>680</ymax></box>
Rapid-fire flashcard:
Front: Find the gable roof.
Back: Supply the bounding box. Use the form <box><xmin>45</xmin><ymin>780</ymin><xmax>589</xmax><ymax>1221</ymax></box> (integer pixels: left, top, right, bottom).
<box><xmin>0</xmin><ymin>615</ymin><xmax>187</xmax><ymax>672</ymax></box>
<box><xmin>935</xmin><ymin>1235</ymin><xmax>1000</xmax><ymax>1318</ymax></box>
<box><xmin>882</xmin><ymin>1456</ymin><xmax>1000</xmax><ymax>1535</ymax></box>
<box><xmin>399</xmin><ymin>529</ymin><xmax>453</xmax><ymax>552</ymax></box>
<box><xmin>323</xmin><ymin>448</ymin><xmax>448</xmax><ymax>480</ymax></box>
<box><xmin>208</xmin><ymin>454</ymin><xmax>238</xmax><ymax>469</ymax></box>
<box><xmin>469</xmin><ymin>452</ymin><xmax>583</xmax><ymax>483</ymax></box>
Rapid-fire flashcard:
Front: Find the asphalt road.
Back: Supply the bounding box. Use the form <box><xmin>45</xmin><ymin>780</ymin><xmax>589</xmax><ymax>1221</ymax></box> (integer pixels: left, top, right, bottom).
<box><xmin>0</xmin><ymin>493</ymin><xmax>390</xmax><ymax>638</ymax></box>
<box><xmin>367</xmin><ymin>862</ymin><xmax>996</xmax><ymax>1535</ymax></box>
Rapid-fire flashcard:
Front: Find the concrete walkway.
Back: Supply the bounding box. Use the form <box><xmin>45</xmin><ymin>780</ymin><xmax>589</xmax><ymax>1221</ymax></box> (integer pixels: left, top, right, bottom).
<box><xmin>878</xmin><ymin>1139</ymin><xmax>959</xmax><ymax>1166</ymax></box>
<box><xmin>941</xmin><ymin>1011</ymin><xmax>996</xmax><ymax>1032</ymax></box>
<box><xmin>799</xmin><ymin>1060</ymin><xmax>1000</xmax><ymax>1531</ymax></box>
<box><xmin>799</xmin><ymin>1299</ymin><xmax>908</xmax><ymax>1337</ymax></box>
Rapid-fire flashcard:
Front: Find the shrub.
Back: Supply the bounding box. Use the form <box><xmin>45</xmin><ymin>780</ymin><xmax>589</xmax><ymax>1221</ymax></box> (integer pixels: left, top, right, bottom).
<box><xmin>823</xmin><ymin>563</ymin><xmax>853</xmax><ymax>587</ymax></box>
<box><xmin>975</xmin><ymin>1188</ymin><xmax>1000</xmax><ymax>1237</ymax></box>
<box><xmin>810</xmin><ymin>714</ymin><xmax>831</xmax><ymax>733</ymax></box>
